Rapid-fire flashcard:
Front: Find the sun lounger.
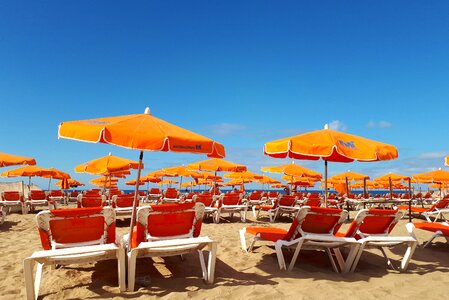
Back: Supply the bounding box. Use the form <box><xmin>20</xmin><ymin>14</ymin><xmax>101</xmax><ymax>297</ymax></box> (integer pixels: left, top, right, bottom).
<box><xmin>23</xmin><ymin>207</ymin><xmax>125</xmax><ymax>300</ymax></box>
<box><xmin>397</xmin><ymin>199</ymin><xmax>449</xmax><ymax>222</ymax></box>
<box><xmin>161</xmin><ymin>187</ymin><xmax>180</xmax><ymax>203</ymax></box>
<box><xmin>1</xmin><ymin>191</ymin><xmax>27</xmax><ymax>214</ymax></box>
<box><xmin>193</xmin><ymin>194</ymin><xmax>219</xmax><ymax>223</ymax></box>
<box><xmin>124</xmin><ymin>202</ymin><xmax>217</xmax><ymax>291</ymax></box>
<box><xmin>47</xmin><ymin>190</ymin><xmax>66</xmax><ymax>205</ymax></box>
<box><xmin>337</xmin><ymin>209</ymin><xmax>417</xmax><ymax>272</ymax></box>
<box><xmin>76</xmin><ymin>194</ymin><xmax>106</xmax><ymax>208</ymax></box>
<box><xmin>240</xmin><ymin>206</ymin><xmax>359</xmax><ymax>272</ymax></box>
<box><xmin>111</xmin><ymin>194</ymin><xmax>137</xmax><ymax>218</ymax></box>
<box><xmin>216</xmin><ymin>192</ymin><xmax>248</xmax><ymax>222</ymax></box>
<box><xmin>27</xmin><ymin>190</ymin><xmax>53</xmax><ymax>212</ymax></box>
<box><xmin>407</xmin><ymin>221</ymin><xmax>449</xmax><ymax>247</ymax></box>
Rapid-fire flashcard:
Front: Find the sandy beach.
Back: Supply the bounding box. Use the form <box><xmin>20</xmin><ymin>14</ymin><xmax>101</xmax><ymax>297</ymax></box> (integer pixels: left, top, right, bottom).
<box><xmin>2</xmin><ymin>208</ymin><xmax>449</xmax><ymax>300</ymax></box>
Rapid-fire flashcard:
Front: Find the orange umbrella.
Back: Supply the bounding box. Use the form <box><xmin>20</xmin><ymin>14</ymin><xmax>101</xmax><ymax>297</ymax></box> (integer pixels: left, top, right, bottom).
<box><xmin>188</xmin><ymin>158</ymin><xmax>246</xmax><ymax>172</ymax></box>
<box><xmin>90</xmin><ymin>177</ymin><xmax>119</xmax><ymax>188</ymax></box>
<box><xmin>261</xmin><ymin>162</ymin><xmax>322</xmax><ymax>179</ymax></box>
<box><xmin>155</xmin><ymin>165</ymin><xmax>201</xmax><ymax>189</ymax></box>
<box><xmin>374</xmin><ymin>173</ymin><xmax>412</xmax><ymax>199</ymax></box>
<box><xmin>2</xmin><ymin>166</ymin><xmax>63</xmax><ymax>194</ymax></box>
<box><xmin>56</xmin><ymin>179</ymin><xmax>84</xmax><ymax>188</ymax></box>
<box><xmin>75</xmin><ymin>153</ymin><xmax>140</xmax><ymax>175</ymax></box>
<box><xmin>445</xmin><ymin>156</ymin><xmax>449</xmax><ymax>166</ymax></box>
<box><xmin>59</xmin><ymin>107</ymin><xmax>225</xmax><ymax>240</ymax></box>
<box><xmin>157</xmin><ymin>179</ymin><xmax>178</xmax><ymax>187</ymax></box>
<box><xmin>0</xmin><ymin>152</ymin><xmax>36</xmax><ymax>167</ymax></box>
<box><xmin>264</xmin><ymin>124</ymin><xmax>398</xmax><ymax>205</ymax></box>
<box><xmin>412</xmin><ymin>169</ymin><xmax>449</xmax><ymax>183</ymax></box>
<box><xmin>330</xmin><ymin>171</ymin><xmax>369</xmax><ymax>196</ymax></box>
<box><xmin>224</xmin><ymin>171</ymin><xmax>263</xmax><ymax>180</ymax></box>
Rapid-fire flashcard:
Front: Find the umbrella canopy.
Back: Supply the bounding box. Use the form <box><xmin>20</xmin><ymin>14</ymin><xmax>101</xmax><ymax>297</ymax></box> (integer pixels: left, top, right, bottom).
<box><xmin>181</xmin><ymin>181</ymin><xmax>197</xmax><ymax>188</ymax></box>
<box><xmin>330</xmin><ymin>171</ymin><xmax>369</xmax><ymax>182</ymax></box>
<box><xmin>43</xmin><ymin>168</ymin><xmax>71</xmax><ymax>180</ymax></box>
<box><xmin>1</xmin><ymin>165</ymin><xmax>54</xmax><ymax>178</ymax></box>
<box><xmin>264</xmin><ymin>125</ymin><xmax>398</xmax><ymax>206</ymax></box>
<box><xmin>56</xmin><ymin>179</ymin><xmax>84</xmax><ymax>188</ymax></box>
<box><xmin>157</xmin><ymin>179</ymin><xmax>179</xmax><ymax>186</ymax></box>
<box><xmin>59</xmin><ymin>108</ymin><xmax>225</xmax><ymax>157</ymax></box>
<box><xmin>158</xmin><ymin>165</ymin><xmax>201</xmax><ymax>177</ymax></box>
<box><xmin>0</xmin><ymin>152</ymin><xmax>36</xmax><ymax>167</ymax></box>
<box><xmin>187</xmin><ymin>158</ymin><xmax>246</xmax><ymax>172</ymax></box>
<box><xmin>445</xmin><ymin>156</ymin><xmax>449</xmax><ymax>166</ymax></box>
<box><xmin>224</xmin><ymin>171</ymin><xmax>263</xmax><ymax>180</ymax></box>
<box><xmin>255</xmin><ymin>175</ymin><xmax>281</xmax><ymax>185</ymax></box>
<box><xmin>412</xmin><ymin>169</ymin><xmax>449</xmax><ymax>183</ymax></box>
<box><xmin>126</xmin><ymin>175</ymin><xmax>161</xmax><ymax>186</ymax></box>
<box><xmin>223</xmin><ymin>178</ymin><xmax>253</xmax><ymax>186</ymax></box>
<box><xmin>75</xmin><ymin>153</ymin><xmax>140</xmax><ymax>175</ymax></box>
<box><xmin>58</xmin><ymin>107</ymin><xmax>225</xmax><ymax>246</ymax></box>
<box><xmin>375</xmin><ymin>173</ymin><xmax>410</xmax><ymax>182</ymax></box>
<box><xmin>261</xmin><ymin>162</ymin><xmax>322</xmax><ymax>179</ymax></box>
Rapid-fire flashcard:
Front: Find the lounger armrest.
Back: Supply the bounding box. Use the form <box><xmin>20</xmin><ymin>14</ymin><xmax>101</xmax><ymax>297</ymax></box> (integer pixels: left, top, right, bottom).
<box><xmin>135</xmin><ymin>237</ymin><xmax>214</xmax><ymax>250</ymax></box>
<box><xmin>29</xmin><ymin>244</ymin><xmax>120</xmax><ymax>259</ymax></box>
<box><xmin>358</xmin><ymin>236</ymin><xmax>417</xmax><ymax>244</ymax></box>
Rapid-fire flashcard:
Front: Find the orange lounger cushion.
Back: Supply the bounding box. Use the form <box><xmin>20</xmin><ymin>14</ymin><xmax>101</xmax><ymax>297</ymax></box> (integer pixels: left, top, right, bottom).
<box><xmin>414</xmin><ymin>222</ymin><xmax>449</xmax><ymax>236</ymax></box>
<box><xmin>245</xmin><ymin>227</ymin><xmax>288</xmax><ymax>242</ymax></box>
<box><xmin>397</xmin><ymin>205</ymin><xmax>428</xmax><ymax>213</ymax></box>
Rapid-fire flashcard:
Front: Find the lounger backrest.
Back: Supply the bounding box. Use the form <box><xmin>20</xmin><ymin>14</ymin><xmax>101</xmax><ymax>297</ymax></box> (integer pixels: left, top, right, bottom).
<box><xmin>341</xmin><ymin>209</ymin><xmax>402</xmax><ymax>239</ymax></box>
<box><xmin>70</xmin><ymin>191</ymin><xmax>79</xmax><ymax>197</ymax></box>
<box><xmin>431</xmin><ymin>199</ymin><xmax>449</xmax><ymax>210</ymax></box>
<box><xmin>248</xmin><ymin>192</ymin><xmax>262</xmax><ymax>201</ymax></box>
<box><xmin>149</xmin><ymin>188</ymin><xmax>161</xmax><ymax>194</ymax></box>
<box><xmin>29</xmin><ymin>190</ymin><xmax>47</xmax><ymax>200</ymax></box>
<box><xmin>268</xmin><ymin>191</ymin><xmax>278</xmax><ymax>198</ymax></box>
<box><xmin>36</xmin><ymin>207</ymin><xmax>116</xmax><ymax>250</ymax></box>
<box><xmin>2</xmin><ymin>191</ymin><xmax>22</xmax><ymax>201</ymax></box>
<box><xmin>279</xmin><ymin>195</ymin><xmax>297</xmax><ymax>206</ymax></box>
<box><xmin>131</xmin><ymin>202</ymin><xmax>205</xmax><ymax>248</ymax></box>
<box><xmin>220</xmin><ymin>194</ymin><xmax>242</xmax><ymax>206</ymax></box>
<box><xmin>112</xmin><ymin>194</ymin><xmax>136</xmax><ymax>208</ymax></box>
<box><xmin>194</xmin><ymin>194</ymin><xmax>214</xmax><ymax>207</ymax></box>
<box><xmin>78</xmin><ymin>195</ymin><xmax>104</xmax><ymax>208</ymax></box>
<box><xmin>164</xmin><ymin>188</ymin><xmax>179</xmax><ymax>198</ymax></box>
<box><xmin>304</xmin><ymin>197</ymin><xmax>321</xmax><ymax>207</ymax></box>
<box><xmin>49</xmin><ymin>190</ymin><xmax>64</xmax><ymax>197</ymax></box>
<box><xmin>284</xmin><ymin>206</ymin><xmax>347</xmax><ymax>241</ymax></box>
<box><xmin>308</xmin><ymin>193</ymin><xmax>320</xmax><ymax>199</ymax></box>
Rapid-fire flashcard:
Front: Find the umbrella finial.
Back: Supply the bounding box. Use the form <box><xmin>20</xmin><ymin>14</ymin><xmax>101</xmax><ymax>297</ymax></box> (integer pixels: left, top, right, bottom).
<box><xmin>144</xmin><ymin>107</ymin><xmax>151</xmax><ymax>115</ymax></box>
<box><xmin>324</xmin><ymin>124</ymin><xmax>329</xmax><ymax>130</ymax></box>
<box><xmin>108</xmin><ymin>152</ymin><xmax>112</xmax><ymax>156</ymax></box>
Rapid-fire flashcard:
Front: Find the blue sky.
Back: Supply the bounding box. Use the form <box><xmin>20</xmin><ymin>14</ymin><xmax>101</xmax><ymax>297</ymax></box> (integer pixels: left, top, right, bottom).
<box><xmin>1</xmin><ymin>1</ymin><xmax>449</xmax><ymax>189</ymax></box>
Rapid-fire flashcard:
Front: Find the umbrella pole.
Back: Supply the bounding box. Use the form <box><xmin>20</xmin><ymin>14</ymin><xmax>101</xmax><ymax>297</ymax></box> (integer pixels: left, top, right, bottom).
<box><xmin>324</xmin><ymin>160</ymin><xmax>328</xmax><ymax>207</ymax></box>
<box><xmin>408</xmin><ymin>178</ymin><xmax>412</xmax><ymax>199</ymax></box>
<box><xmin>363</xmin><ymin>177</ymin><xmax>367</xmax><ymax>198</ymax></box>
<box><xmin>345</xmin><ymin>176</ymin><xmax>349</xmax><ymax>197</ymax></box>
<box><xmin>47</xmin><ymin>177</ymin><xmax>52</xmax><ymax>192</ymax></box>
<box><xmin>28</xmin><ymin>176</ymin><xmax>31</xmax><ymax>194</ymax></box>
<box><xmin>389</xmin><ymin>177</ymin><xmax>393</xmax><ymax>200</ymax></box>
<box><xmin>146</xmin><ymin>182</ymin><xmax>149</xmax><ymax>197</ymax></box>
<box><xmin>129</xmin><ymin>151</ymin><xmax>144</xmax><ymax>252</ymax></box>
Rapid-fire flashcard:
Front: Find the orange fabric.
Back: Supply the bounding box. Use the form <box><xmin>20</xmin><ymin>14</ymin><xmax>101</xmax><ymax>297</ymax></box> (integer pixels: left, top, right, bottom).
<box><xmin>114</xmin><ymin>195</ymin><xmax>136</xmax><ymax>208</ymax></box>
<box><xmin>2</xmin><ymin>191</ymin><xmax>22</xmax><ymax>201</ymax></box>
<box><xmin>56</xmin><ymin>179</ymin><xmax>84</xmax><ymax>188</ymax></box>
<box><xmin>337</xmin><ymin>209</ymin><xmax>398</xmax><ymax>238</ymax></box>
<box><xmin>0</xmin><ymin>152</ymin><xmax>36</xmax><ymax>167</ymax></box>
<box><xmin>225</xmin><ymin>171</ymin><xmax>263</xmax><ymax>180</ymax></box>
<box><xmin>1</xmin><ymin>165</ymin><xmax>53</xmax><ymax>178</ymax></box>
<box><xmin>264</xmin><ymin>128</ymin><xmax>398</xmax><ymax>162</ymax></box>
<box><xmin>79</xmin><ymin>197</ymin><xmax>103</xmax><ymax>208</ymax></box>
<box><xmin>188</xmin><ymin>158</ymin><xmax>246</xmax><ymax>172</ymax></box>
<box><xmin>30</xmin><ymin>190</ymin><xmax>47</xmax><ymax>200</ymax></box>
<box><xmin>75</xmin><ymin>154</ymin><xmax>140</xmax><ymax>175</ymax></box>
<box><xmin>58</xmin><ymin>111</ymin><xmax>225</xmax><ymax>158</ymax></box>
<box><xmin>334</xmin><ymin>183</ymin><xmax>348</xmax><ymax>195</ymax></box>
<box><xmin>195</xmin><ymin>195</ymin><xmax>214</xmax><ymax>207</ymax></box>
<box><xmin>414</xmin><ymin>222</ymin><xmax>449</xmax><ymax>236</ymax></box>
<box><xmin>42</xmin><ymin>168</ymin><xmax>70</xmax><ymax>180</ymax></box>
<box><xmin>49</xmin><ymin>190</ymin><xmax>64</xmax><ymax>197</ymax></box>
<box><xmin>330</xmin><ymin>171</ymin><xmax>369</xmax><ymax>182</ymax></box>
<box><xmin>262</xmin><ymin>163</ymin><xmax>322</xmax><ymax>179</ymax></box>
<box><xmin>245</xmin><ymin>227</ymin><xmax>288</xmax><ymax>242</ymax></box>
<box><xmin>412</xmin><ymin>169</ymin><xmax>449</xmax><ymax>183</ymax></box>
<box><xmin>149</xmin><ymin>188</ymin><xmax>161</xmax><ymax>194</ymax></box>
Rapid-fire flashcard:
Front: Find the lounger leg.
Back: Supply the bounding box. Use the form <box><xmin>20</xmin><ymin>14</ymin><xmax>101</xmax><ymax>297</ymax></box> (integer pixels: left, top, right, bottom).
<box><xmin>207</xmin><ymin>242</ymin><xmax>217</xmax><ymax>284</ymax></box>
<box><xmin>127</xmin><ymin>250</ymin><xmax>138</xmax><ymax>292</ymax></box>
<box><xmin>326</xmin><ymin>248</ymin><xmax>339</xmax><ymax>273</ymax></box>
<box><xmin>198</xmin><ymin>250</ymin><xmax>207</xmax><ymax>281</ymax></box>
<box><xmin>401</xmin><ymin>241</ymin><xmax>417</xmax><ymax>271</ymax></box>
<box><xmin>350</xmin><ymin>244</ymin><xmax>366</xmax><ymax>272</ymax></box>
<box><xmin>24</xmin><ymin>258</ymin><xmax>37</xmax><ymax>300</ymax></box>
<box><xmin>117</xmin><ymin>247</ymin><xmax>126</xmax><ymax>292</ymax></box>
<box><xmin>423</xmin><ymin>231</ymin><xmax>442</xmax><ymax>248</ymax></box>
<box><xmin>343</xmin><ymin>244</ymin><xmax>360</xmax><ymax>273</ymax></box>
<box><xmin>287</xmin><ymin>239</ymin><xmax>305</xmax><ymax>271</ymax></box>
<box><xmin>332</xmin><ymin>248</ymin><xmax>345</xmax><ymax>272</ymax></box>
<box><xmin>239</xmin><ymin>228</ymin><xmax>248</xmax><ymax>252</ymax></box>
<box><xmin>379</xmin><ymin>247</ymin><xmax>397</xmax><ymax>271</ymax></box>
<box><xmin>252</xmin><ymin>206</ymin><xmax>257</xmax><ymax>219</ymax></box>
<box><xmin>274</xmin><ymin>242</ymin><xmax>287</xmax><ymax>270</ymax></box>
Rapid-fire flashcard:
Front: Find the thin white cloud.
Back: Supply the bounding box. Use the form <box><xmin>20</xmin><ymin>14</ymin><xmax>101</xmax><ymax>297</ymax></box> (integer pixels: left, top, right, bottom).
<box><xmin>210</xmin><ymin>123</ymin><xmax>246</xmax><ymax>136</ymax></box>
<box><xmin>328</xmin><ymin>120</ymin><xmax>347</xmax><ymax>131</ymax></box>
<box><xmin>367</xmin><ymin>120</ymin><xmax>392</xmax><ymax>128</ymax></box>
<box><xmin>418</xmin><ymin>152</ymin><xmax>446</xmax><ymax>160</ymax></box>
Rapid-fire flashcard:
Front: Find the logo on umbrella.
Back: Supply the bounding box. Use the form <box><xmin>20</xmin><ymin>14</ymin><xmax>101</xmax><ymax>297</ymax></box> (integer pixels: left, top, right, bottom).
<box><xmin>338</xmin><ymin>140</ymin><xmax>356</xmax><ymax>149</ymax></box>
